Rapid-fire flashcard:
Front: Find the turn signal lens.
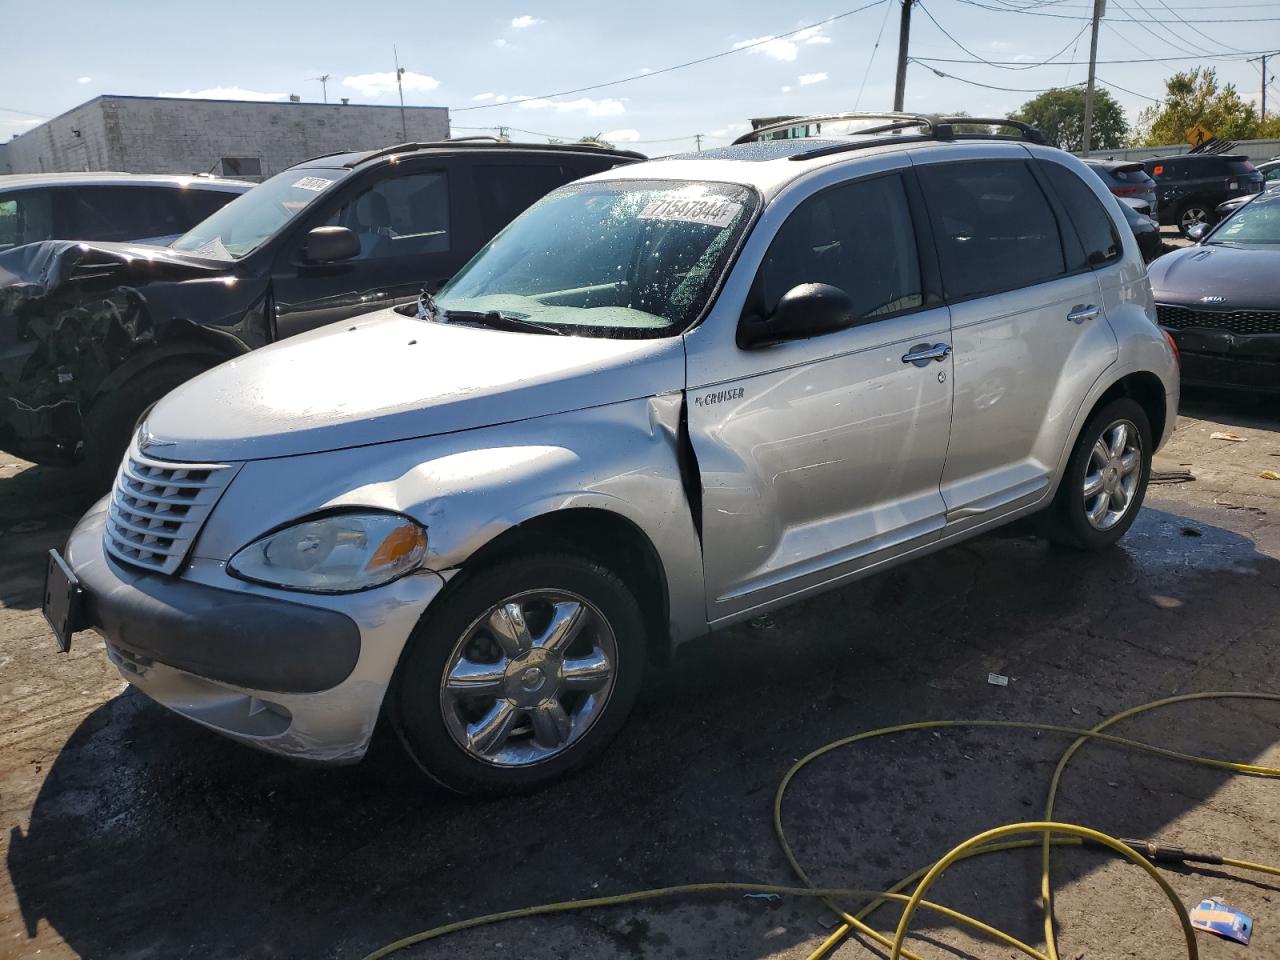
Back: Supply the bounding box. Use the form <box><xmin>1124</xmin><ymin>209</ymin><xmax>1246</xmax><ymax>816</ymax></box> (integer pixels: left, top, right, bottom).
<box><xmin>229</xmin><ymin>512</ymin><xmax>428</xmax><ymax>593</ymax></box>
<box><xmin>1163</xmin><ymin>329</ymin><xmax>1181</xmax><ymax>368</ymax></box>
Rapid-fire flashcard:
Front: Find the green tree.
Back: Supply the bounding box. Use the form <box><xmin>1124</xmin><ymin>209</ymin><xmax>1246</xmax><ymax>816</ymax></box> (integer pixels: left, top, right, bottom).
<box><xmin>1135</xmin><ymin>68</ymin><xmax>1259</xmax><ymax>146</ymax></box>
<box><xmin>1011</xmin><ymin>87</ymin><xmax>1128</xmax><ymax>152</ymax></box>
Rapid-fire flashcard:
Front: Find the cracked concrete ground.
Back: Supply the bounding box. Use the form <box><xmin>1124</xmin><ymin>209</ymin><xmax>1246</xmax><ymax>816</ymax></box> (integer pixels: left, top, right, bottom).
<box><xmin>1</xmin><ymin>389</ymin><xmax>1279</xmax><ymax>960</ymax></box>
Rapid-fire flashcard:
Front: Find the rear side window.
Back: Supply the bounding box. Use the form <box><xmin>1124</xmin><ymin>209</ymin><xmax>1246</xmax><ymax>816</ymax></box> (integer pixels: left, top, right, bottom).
<box><xmin>0</xmin><ymin>190</ymin><xmax>54</xmax><ymax>250</ymax></box>
<box><xmin>473</xmin><ymin>163</ymin><xmax>577</xmax><ymax>234</ymax></box>
<box><xmin>1041</xmin><ymin>163</ymin><xmax>1122</xmax><ymax>267</ymax></box>
<box><xmin>755</xmin><ymin>173</ymin><xmax>922</xmax><ymax>320</ymax></box>
<box><xmin>917</xmin><ymin>160</ymin><xmax>1066</xmax><ymax>300</ymax></box>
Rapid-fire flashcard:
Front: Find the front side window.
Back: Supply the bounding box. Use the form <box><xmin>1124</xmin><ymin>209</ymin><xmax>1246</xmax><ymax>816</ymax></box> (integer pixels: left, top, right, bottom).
<box><xmin>0</xmin><ymin>191</ymin><xmax>54</xmax><ymax>250</ymax></box>
<box><xmin>324</xmin><ymin>171</ymin><xmax>450</xmax><ymax>260</ymax></box>
<box><xmin>438</xmin><ymin>179</ymin><xmax>757</xmax><ymax>338</ymax></box>
<box><xmin>753</xmin><ymin>174</ymin><xmax>922</xmax><ymax>320</ymax></box>
<box><xmin>172</xmin><ymin>167</ymin><xmax>347</xmax><ymax>259</ymax></box>
<box><xmin>917</xmin><ymin>160</ymin><xmax>1067</xmax><ymax>300</ymax></box>
<box><xmin>1042</xmin><ymin>163</ymin><xmax>1122</xmax><ymax>267</ymax></box>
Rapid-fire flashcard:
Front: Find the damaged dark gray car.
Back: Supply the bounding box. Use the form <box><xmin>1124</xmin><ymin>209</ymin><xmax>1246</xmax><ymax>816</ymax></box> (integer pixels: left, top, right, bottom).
<box><xmin>0</xmin><ymin>140</ymin><xmax>641</xmax><ymax>484</ymax></box>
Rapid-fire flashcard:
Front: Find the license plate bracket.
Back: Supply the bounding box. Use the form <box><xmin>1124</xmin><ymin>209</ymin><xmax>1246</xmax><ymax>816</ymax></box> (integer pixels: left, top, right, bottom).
<box><xmin>43</xmin><ymin>549</ymin><xmax>84</xmax><ymax>653</ymax></box>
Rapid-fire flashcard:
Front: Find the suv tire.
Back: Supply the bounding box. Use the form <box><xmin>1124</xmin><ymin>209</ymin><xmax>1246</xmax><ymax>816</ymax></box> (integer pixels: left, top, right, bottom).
<box><xmin>79</xmin><ymin>358</ymin><xmax>214</xmax><ymax>493</ymax></box>
<box><xmin>1045</xmin><ymin>398</ymin><xmax>1153</xmax><ymax>551</ymax></box>
<box><xmin>392</xmin><ymin>552</ymin><xmax>646</xmax><ymax>794</ymax></box>
<box><xmin>1176</xmin><ymin>201</ymin><xmax>1213</xmax><ymax>237</ymax></box>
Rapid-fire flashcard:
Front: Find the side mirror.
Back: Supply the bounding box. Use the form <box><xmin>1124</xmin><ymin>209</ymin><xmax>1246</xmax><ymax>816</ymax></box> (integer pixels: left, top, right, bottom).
<box><xmin>1186</xmin><ymin>223</ymin><xmax>1209</xmax><ymax>242</ymax></box>
<box><xmin>303</xmin><ymin>225</ymin><xmax>360</xmax><ymax>263</ymax></box>
<box><xmin>738</xmin><ymin>283</ymin><xmax>856</xmax><ymax>348</ymax></box>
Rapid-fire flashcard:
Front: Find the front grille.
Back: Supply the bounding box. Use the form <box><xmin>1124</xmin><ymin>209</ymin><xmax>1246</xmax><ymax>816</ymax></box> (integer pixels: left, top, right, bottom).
<box><xmin>1157</xmin><ymin>303</ymin><xmax>1280</xmax><ymax>336</ymax></box>
<box><xmin>105</xmin><ymin>447</ymin><xmax>237</xmax><ymax>574</ymax></box>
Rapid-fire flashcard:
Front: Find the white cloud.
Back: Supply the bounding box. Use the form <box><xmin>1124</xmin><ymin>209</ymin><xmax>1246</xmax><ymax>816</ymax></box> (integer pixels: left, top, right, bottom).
<box><xmin>342</xmin><ymin>70</ymin><xmax>439</xmax><ymax>97</ymax></box>
<box><xmin>798</xmin><ymin>72</ymin><xmax>828</xmax><ymax>86</ymax></box>
<box><xmin>77</xmin><ymin>76</ymin><xmax>91</xmax><ymax>84</ymax></box>
<box><xmin>494</xmin><ymin>38</ymin><xmax>509</xmax><ymax>48</ymax></box>
<box><xmin>514</xmin><ymin>96</ymin><xmax>625</xmax><ymax>116</ymax></box>
<box><xmin>511</xmin><ymin>14</ymin><xmax>543</xmax><ymax>28</ymax></box>
<box><xmin>733</xmin><ymin>26</ymin><xmax>829</xmax><ymax>62</ymax></box>
<box><xmin>781</xmin><ymin>85</ymin><xmax>793</xmax><ymax>93</ymax></box>
<box><xmin>601</xmin><ymin>128</ymin><xmax>640</xmax><ymax>142</ymax></box>
<box><xmin>158</xmin><ymin>86</ymin><xmax>287</xmax><ymax>101</ymax></box>
<box><xmin>472</xmin><ymin>92</ymin><xmax>495</xmax><ymax>101</ymax></box>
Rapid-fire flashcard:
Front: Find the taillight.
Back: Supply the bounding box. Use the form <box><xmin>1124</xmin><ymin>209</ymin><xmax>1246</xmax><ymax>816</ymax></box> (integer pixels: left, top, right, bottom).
<box><xmin>1163</xmin><ymin>329</ymin><xmax>1181</xmax><ymax>368</ymax></box>
<box><xmin>1228</xmin><ymin>180</ymin><xmax>1238</xmax><ymax>191</ymax></box>
<box><xmin>1111</xmin><ymin>185</ymin><xmax>1143</xmax><ymax>197</ymax></box>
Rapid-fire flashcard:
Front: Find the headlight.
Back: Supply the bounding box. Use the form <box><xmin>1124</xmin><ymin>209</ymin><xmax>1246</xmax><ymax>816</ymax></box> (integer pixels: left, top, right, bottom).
<box><xmin>228</xmin><ymin>512</ymin><xmax>428</xmax><ymax>593</ymax></box>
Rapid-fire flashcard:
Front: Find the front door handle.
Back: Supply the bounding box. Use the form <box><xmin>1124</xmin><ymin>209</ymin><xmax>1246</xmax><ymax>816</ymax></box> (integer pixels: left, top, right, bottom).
<box><xmin>902</xmin><ymin>342</ymin><xmax>952</xmax><ymax>367</ymax></box>
<box><xmin>1067</xmin><ymin>304</ymin><xmax>1100</xmax><ymax>324</ymax></box>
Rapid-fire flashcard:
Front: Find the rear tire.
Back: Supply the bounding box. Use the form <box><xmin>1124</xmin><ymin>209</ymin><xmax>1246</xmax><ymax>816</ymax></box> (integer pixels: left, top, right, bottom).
<box><xmin>392</xmin><ymin>552</ymin><xmax>646</xmax><ymax>795</ymax></box>
<box><xmin>1045</xmin><ymin>398</ymin><xmax>1152</xmax><ymax>551</ymax></box>
<box><xmin>78</xmin><ymin>359</ymin><xmax>213</xmax><ymax>493</ymax></box>
<box><xmin>1176</xmin><ymin>202</ymin><xmax>1213</xmax><ymax>237</ymax></box>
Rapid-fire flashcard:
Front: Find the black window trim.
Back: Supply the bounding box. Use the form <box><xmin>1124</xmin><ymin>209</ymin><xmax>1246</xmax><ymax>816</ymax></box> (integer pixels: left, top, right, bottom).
<box><xmin>914</xmin><ymin>156</ymin><xmax>1088</xmax><ymax>308</ymax></box>
<box><xmin>1035</xmin><ymin>157</ymin><xmax>1124</xmax><ymax>271</ymax></box>
<box><xmin>737</xmin><ymin>168</ymin><xmax>938</xmax><ymax>338</ymax></box>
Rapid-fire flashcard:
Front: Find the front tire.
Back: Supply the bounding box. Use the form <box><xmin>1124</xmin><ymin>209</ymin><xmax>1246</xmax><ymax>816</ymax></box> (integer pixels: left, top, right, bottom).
<box><xmin>1177</xmin><ymin>202</ymin><xmax>1213</xmax><ymax>237</ymax></box>
<box><xmin>1045</xmin><ymin>398</ymin><xmax>1152</xmax><ymax>551</ymax></box>
<box><xmin>392</xmin><ymin>552</ymin><xmax>646</xmax><ymax>795</ymax></box>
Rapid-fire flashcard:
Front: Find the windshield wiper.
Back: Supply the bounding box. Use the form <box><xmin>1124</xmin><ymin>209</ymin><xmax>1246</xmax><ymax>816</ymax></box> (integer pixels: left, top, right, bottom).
<box><xmin>441</xmin><ymin>309</ymin><xmax>568</xmax><ymax>336</ymax></box>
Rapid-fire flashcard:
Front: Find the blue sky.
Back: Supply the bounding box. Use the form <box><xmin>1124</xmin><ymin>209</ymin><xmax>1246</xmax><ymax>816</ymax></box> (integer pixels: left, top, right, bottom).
<box><xmin>4</xmin><ymin>0</ymin><xmax>1279</xmax><ymax>151</ymax></box>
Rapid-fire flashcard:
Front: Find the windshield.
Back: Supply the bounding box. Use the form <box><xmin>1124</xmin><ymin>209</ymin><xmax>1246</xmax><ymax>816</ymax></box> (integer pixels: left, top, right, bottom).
<box><xmin>1208</xmin><ymin>191</ymin><xmax>1280</xmax><ymax>244</ymax></box>
<box><xmin>436</xmin><ymin>179</ymin><xmax>758</xmax><ymax>338</ymax></box>
<box><xmin>171</xmin><ymin>167</ymin><xmax>347</xmax><ymax>259</ymax></box>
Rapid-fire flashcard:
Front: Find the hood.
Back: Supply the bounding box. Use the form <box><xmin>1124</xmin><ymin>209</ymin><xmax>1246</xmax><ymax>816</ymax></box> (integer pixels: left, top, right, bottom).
<box><xmin>1148</xmin><ymin>243</ymin><xmax>1280</xmax><ymax>311</ymax></box>
<box><xmin>0</xmin><ymin>239</ymin><xmax>228</xmax><ymax>293</ymax></box>
<box><xmin>144</xmin><ymin>308</ymin><xmax>686</xmax><ymax>462</ymax></box>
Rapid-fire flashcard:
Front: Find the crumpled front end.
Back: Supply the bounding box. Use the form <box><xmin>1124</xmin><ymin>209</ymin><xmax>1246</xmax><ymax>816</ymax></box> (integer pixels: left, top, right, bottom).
<box><xmin>0</xmin><ymin>240</ymin><xmax>264</xmax><ymax>464</ymax></box>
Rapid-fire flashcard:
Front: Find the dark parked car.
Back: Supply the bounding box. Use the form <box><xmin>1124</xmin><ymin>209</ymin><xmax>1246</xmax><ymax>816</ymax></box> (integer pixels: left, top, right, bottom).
<box><xmin>0</xmin><ymin>172</ymin><xmax>250</xmax><ymax>251</ymax></box>
<box><xmin>1216</xmin><ymin>179</ymin><xmax>1280</xmax><ymax>220</ymax></box>
<box><xmin>1143</xmin><ymin>154</ymin><xmax>1263</xmax><ymax>236</ymax></box>
<box><xmin>1149</xmin><ymin>188</ymin><xmax>1280</xmax><ymax>392</ymax></box>
<box><xmin>1118</xmin><ymin>198</ymin><xmax>1162</xmax><ymax>263</ymax></box>
<box><xmin>0</xmin><ymin>140</ymin><xmax>642</xmax><ymax>482</ymax></box>
<box><xmin>1082</xmin><ymin>159</ymin><xmax>1158</xmax><ymax>217</ymax></box>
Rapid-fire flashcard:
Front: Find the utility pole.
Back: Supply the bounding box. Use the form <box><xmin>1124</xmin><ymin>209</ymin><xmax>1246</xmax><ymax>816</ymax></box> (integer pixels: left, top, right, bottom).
<box><xmin>1082</xmin><ymin>0</ymin><xmax>1104</xmax><ymax>157</ymax></box>
<box><xmin>694</xmin><ymin>133</ymin><xmax>703</xmax><ymax>153</ymax></box>
<box><xmin>893</xmin><ymin>0</ymin><xmax>914</xmax><ymax>112</ymax></box>
<box><xmin>394</xmin><ymin>45</ymin><xmax>408</xmax><ymax>141</ymax></box>
<box><xmin>308</xmin><ymin>74</ymin><xmax>331</xmax><ymax>103</ymax></box>
<box><xmin>1249</xmin><ymin>53</ymin><xmax>1275</xmax><ymax>120</ymax></box>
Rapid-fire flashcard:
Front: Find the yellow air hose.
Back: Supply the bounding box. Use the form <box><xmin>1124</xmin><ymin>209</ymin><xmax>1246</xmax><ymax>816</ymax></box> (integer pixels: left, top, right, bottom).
<box><xmin>362</xmin><ymin>691</ymin><xmax>1280</xmax><ymax>960</ymax></box>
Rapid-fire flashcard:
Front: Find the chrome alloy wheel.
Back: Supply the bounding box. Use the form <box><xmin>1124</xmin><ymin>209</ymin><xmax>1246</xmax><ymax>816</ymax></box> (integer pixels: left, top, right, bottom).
<box><xmin>1180</xmin><ymin>206</ymin><xmax>1209</xmax><ymax>230</ymax></box>
<box><xmin>440</xmin><ymin>590</ymin><xmax>617</xmax><ymax>767</ymax></box>
<box><xmin>1083</xmin><ymin>419</ymin><xmax>1142</xmax><ymax>531</ymax></box>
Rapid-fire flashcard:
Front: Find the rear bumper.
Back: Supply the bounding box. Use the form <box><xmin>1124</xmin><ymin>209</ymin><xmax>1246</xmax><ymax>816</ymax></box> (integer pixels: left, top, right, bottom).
<box><xmin>1164</xmin><ymin>327</ymin><xmax>1280</xmax><ymax>393</ymax></box>
<box><xmin>62</xmin><ymin>500</ymin><xmax>446</xmax><ymax>762</ymax></box>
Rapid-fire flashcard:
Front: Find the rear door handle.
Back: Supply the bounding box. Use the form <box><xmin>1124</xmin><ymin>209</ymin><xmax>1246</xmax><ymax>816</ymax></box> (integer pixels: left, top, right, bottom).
<box><xmin>1067</xmin><ymin>305</ymin><xmax>1100</xmax><ymax>324</ymax></box>
<box><xmin>901</xmin><ymin>342</ymin><xmax>952</xmax><ymax>366</ymax></box>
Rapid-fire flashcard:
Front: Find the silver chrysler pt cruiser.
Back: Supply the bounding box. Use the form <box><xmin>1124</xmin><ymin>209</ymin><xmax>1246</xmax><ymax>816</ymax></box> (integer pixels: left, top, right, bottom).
<box><xmin>46</xmin><ymin>115</ymin><xmax>1179</xmax><ymax>793</ymax></box>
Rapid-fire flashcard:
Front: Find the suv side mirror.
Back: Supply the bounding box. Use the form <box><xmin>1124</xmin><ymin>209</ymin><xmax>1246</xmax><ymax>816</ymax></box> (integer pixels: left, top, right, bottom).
<box><xmin>304</xmin><ymin>225</ymin><xmax>360</xmax><ymax>263</ymax></box>
<box><xmin>739</xmin><ymin>283</ymin><xmax>856</xmax><ymax>348</ymax></box>
<box><xmin>1185</xmin><ymin>222</ymin><xmax>1209</xmax><ymax>242</ymax></box>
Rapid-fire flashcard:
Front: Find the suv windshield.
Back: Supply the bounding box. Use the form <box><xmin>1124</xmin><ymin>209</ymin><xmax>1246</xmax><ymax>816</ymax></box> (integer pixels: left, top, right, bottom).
<box><xmin>171</xmin><ymin>167</ymin><xmax>347</xmax><ymax>259</ymax></box>
<box><xmin>1209</xmin><ymin>192</ymin><xmax>1280</xmax><ymax>244</ymax></box>
<box><xmin>436</xmin><ymin>179</ymin><xmax>758</xmax><ymax>338</ymax></box>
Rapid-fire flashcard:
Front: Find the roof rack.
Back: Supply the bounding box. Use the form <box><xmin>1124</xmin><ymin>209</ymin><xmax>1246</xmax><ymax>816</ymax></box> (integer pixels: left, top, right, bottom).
<box><xmin>344</xmin><ymin>139</ymin><xmax>645</xmax><ymax>167</ymax></box>
<box><xmin>733</xmin><ymin>112</ymin><xmax>1047</xmax><ymax>159</ymax></box>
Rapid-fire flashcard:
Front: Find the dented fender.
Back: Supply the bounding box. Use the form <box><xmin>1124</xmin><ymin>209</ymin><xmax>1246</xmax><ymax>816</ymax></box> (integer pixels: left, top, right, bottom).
<box><xmin>193</xmin><ymin>395</ymin><xmax>709</xmax><ymax>648</ymax></box>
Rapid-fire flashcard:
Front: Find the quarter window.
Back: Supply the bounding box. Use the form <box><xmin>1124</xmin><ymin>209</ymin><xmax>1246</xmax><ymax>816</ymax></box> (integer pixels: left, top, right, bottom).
<box><xmin>754</xmin><ymin>174</ymin><xmax>923</xmax><ymax>321</ymax></box>
<box><xmin>0</xmin><ymin>190</ymin><xmax>54</xmax><ymax>250</ymax></box>
<box><xmin>917</xmin><ymin>160</ymin><xmax>1067</xmax><ymax>300</ymax></box>
<box><xmin>1042</xmin><ymin>163</ymin><xmax>1122</xmax><ymax>267</ymax></box>
<box><xmin>326</xmin><ymin>171</ymin><xmax>450</xmax><ymax>260</ymax></box>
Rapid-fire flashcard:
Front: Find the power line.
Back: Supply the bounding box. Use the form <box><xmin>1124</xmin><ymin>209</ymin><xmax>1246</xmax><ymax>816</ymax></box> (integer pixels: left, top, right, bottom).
<box><xmin>1095</xmin><ymin>75</ymin><xmax>1164</xmax><ymax>102</ymax></box>
<box><xmin>1111</xmin><ymin>0</ymin><xmax>1199</xmax><ymax>54</ymax></box>
<box><xmin>1155</xmin><ymin>0</ymin><xmax>1255</xmax><ymax>54</ymax></box>
<box><xmin>909</xmin><ymin>58</ymin><xmax>1083</xmax><ymax>91</ymax></box>
<box><xmin>452</xmin><ymin>0</ymin><xmax>888</xmax><ymax>112</ymax></box>
<box><xmin>917</xmin><ymin>0</ymin><xmax>1091</xmax><ymax>69</ymax></box>
<box><xmin>953</xmin><ymin>0</ymin><xmax>1280</xmax><ymax>20</ymax></box>
<box><xmin>0</xmin><ymin>106</ymin><xmax>51</xmax><ymax>119</ymax></box>
<box><xmin>912</xmin><ymin>47</ymin><xmax>1280</xmax><ymax>65</ymax></box>
<box><xmin>853</xmin><ymin>0</ymin><xmax>896</xmax><ymax>110</ymax></box>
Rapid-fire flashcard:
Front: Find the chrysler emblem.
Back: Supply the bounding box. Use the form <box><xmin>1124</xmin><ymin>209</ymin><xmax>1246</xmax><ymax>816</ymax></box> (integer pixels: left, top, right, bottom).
<box><xmin>1199</xmin><ymin>295</ymin><xmax>1228</xmax><ymax>304</ymax></box>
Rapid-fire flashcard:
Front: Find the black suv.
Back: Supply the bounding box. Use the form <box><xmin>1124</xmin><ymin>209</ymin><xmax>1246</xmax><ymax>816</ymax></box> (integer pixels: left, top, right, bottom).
<box><xmin>1143</xmin><ymin>153</ymin><xmax>1262</xmax><ymax>236</ymax></box>
<box><xmin>0</xmin><ymin>140</ymin><xmax>642</xmax><ymax>483</ymax></box>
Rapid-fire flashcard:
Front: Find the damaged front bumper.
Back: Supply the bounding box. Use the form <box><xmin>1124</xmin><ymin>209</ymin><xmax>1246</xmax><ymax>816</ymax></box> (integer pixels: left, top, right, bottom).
<box><xmin>1164</xmin><ymin>326</ymin><xmax>1280</xmax><ymax>394</ymax></box>
<box><xmin>59</xmin><ymin>500</ymin><xmax>446</xmax><ymax>763</ymax></box>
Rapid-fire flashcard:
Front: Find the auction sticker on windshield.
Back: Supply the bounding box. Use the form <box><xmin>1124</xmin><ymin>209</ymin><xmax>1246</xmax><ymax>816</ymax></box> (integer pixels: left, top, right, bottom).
<box><xmin>638</xmin><ymin>197</ymin><xmax>742</xmax><ymax>229</ymax></box>
<box><xmin>292</xmin><ymin>176</ymin><xmax>332</xmax><ymax>192</ymax></box>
